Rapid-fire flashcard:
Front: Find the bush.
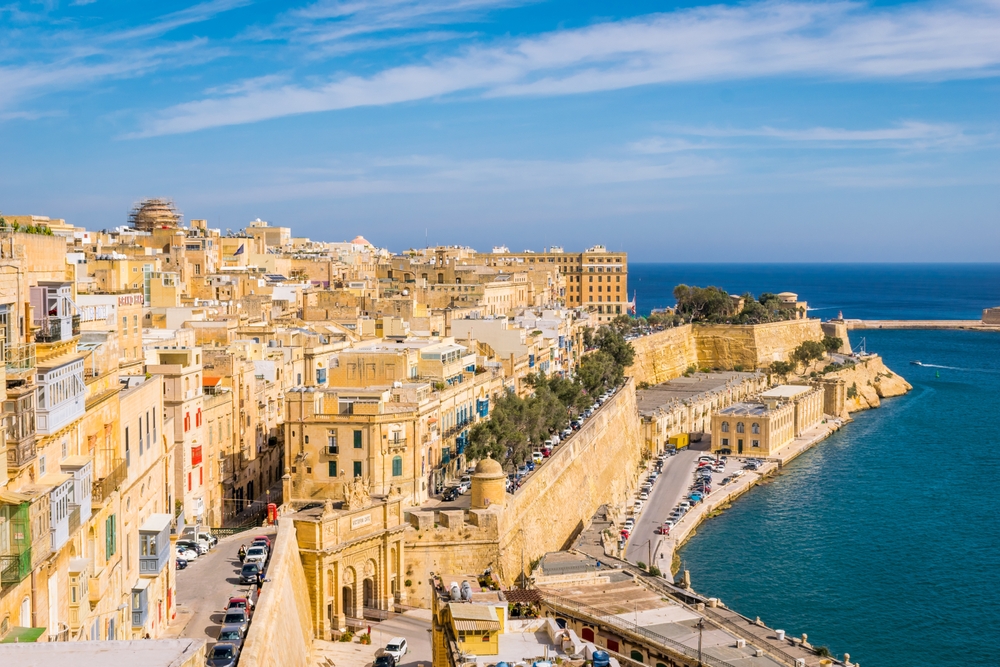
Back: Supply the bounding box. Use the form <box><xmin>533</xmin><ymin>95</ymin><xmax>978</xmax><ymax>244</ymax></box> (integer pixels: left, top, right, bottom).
<box><xmin>822</xmin><ymin>336</ymin><xmax>843</xmax><ymax>353</ymax></box>
<box><xmin>791</xmin><ymin>340</ymin><xmax>826</xmax><ymax>365</ymax></box>
<box><xmin>648</xmin><ymin>565</ymin><xmax>662</xmax><ymax>577</ymax></box>
<box><xmin>769</xmin><ymin>361</ymin><xmax>794</xmax><ymax>375</ymax></box>
<box><xmin>637</xmin><ymin>561</ymin><xmax>647</xmax><ymax>570</ymax></box>
<box><xmin>847</xmin><ymin>382</ymin><xmax>858</xmax><ymax>399</ymax></box>
<box><xmin>340</xmin><ymin>631</ymin><xmax>354</xmax><ymax>642</ymax></box>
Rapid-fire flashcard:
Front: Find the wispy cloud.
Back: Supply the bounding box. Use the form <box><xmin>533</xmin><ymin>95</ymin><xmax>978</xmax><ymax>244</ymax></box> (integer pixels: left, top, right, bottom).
<box><xmin>134</xmin><ymin>0</ymin><xmax>1000</xmax><ymax>137</ymax></box>
<box><xmin>632</xmin><ymin>121</ymin><xmax>986</xmax><ymax>152</ymax></box>
<box><xmin>0</xmin><ymin>0</ymin><xmax>245</xmax><ymax>113</ymax></box>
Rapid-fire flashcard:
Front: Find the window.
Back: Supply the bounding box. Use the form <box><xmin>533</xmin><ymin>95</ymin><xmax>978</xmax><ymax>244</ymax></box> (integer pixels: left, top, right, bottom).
<box><xmin>39</xmin><ymin>455</ymin><xmax>46</xmax><ymax>476</ymax></box>
<box><xmin>327</xmin><ymin>432</ymin><xmax>338</xmax><ymax>454</ymax></box>
<box><xmin>353</xmin><ymin>430</ymin><xmax>363</xmax><ymax>448</ymax></box>
<box><xmin>328</xmin><ymin>461</ymin><xmax>338</xmax><ymax>477</ymax></box>
<box><xmin>721</xmin><ymin>422</ymin><xmax>729</xmax><ymax>433</ymax></box>
<box><xmin>736</xmin><ymin>422</ymin><xmax>745</xmax><ymax>433</ymax></box>
<box><xmin>752</xmin><ymin>439</ymin><xmax>760</xmax><ymax>448</ymax></box>
<box><xmin>721</xmin><ymin>438</ymin><xmax>729</xmax><ymax>446</ymax></box>
<box><xmin>105</xmin><ymin>514</ymin><xmax>117</xmax><ymax>558</ymax></box>
<box><xmin>187</xmin><ymin>472</ymin><xmax>192</xmax><ymax>491</ymax></box>
<box><xmin>122</xmin><ymin>316</ymin><xmax>128</xmax><ymax>333</ymax></box>
<box><xmin>752</xmin><ymin>423</ymin><xmax>760</xmax><ymax>434</ymax></box>
<box><xmin>353</xmin><ymin>461</ymin><xmax>362</xmax><ymax>478</ymax></box>
<box><xmin>133</xmin><ymin>315</ymin><xmax>138</xmax><ymax>334</ymax></box>
<box><xmin>392</xmin><ymin>456</ymin><xmax>403</xmax><ymax>477</ymax></box>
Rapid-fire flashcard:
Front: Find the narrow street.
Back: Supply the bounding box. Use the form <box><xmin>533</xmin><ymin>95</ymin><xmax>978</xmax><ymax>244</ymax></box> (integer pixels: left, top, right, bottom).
<box><xmin>625</xmin><ymin>448</ymin><xmax>700</xmax><ymax>568</ymax></box>
<box><xmin>168</xmin><ymin>528</ymin><xmax>277</xmax><ymax>645</ymax></box>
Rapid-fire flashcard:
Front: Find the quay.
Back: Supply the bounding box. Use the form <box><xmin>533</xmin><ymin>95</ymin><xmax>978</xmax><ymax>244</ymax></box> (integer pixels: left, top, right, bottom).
<box><xmin>845</xmin><ymin>319</ymin><xmax>1000</xmax><ymax>331</ymax></box>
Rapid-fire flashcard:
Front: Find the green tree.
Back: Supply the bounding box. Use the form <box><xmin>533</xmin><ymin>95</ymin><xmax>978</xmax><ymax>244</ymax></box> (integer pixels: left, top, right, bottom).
<box><xmin>673</xmin><ymin>284</ymin><xmax>735</xmax><ymax>322</ymax></box>
<box><xmin>822</xmin><ymin>335</ymin><xmax>843</xmax><ymax>353</ymax></box>
<box><xmin>791</xmin><ymin>340</ymin><xmax>826</xmax><ymax>365</ymax></box>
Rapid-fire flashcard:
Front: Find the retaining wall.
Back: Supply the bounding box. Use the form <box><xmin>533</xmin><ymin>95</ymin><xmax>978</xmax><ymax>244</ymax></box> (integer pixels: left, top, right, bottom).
<box><xmin>239</xmin><ymin>521</ymin><xmax>313</xmax><ymax>667</ymax></box>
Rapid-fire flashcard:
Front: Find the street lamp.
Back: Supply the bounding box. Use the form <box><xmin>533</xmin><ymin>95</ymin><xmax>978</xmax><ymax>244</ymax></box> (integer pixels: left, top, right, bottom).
<box><xmin>696</xmin><ymin>618</ymin><xmax>705</xmax><ymax>666</ymax></box>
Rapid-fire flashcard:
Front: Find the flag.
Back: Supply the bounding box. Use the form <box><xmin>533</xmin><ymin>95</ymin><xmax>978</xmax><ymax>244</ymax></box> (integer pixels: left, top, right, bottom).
<box><xmin>234</xmin><ymin>244</ymin><xmax>245</xmax><ymax>255</ymax></box>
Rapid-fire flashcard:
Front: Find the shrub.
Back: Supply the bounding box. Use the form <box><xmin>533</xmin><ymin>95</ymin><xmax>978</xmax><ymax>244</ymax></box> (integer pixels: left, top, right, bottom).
<box><xmin>649</xmin><ymin>565</ymin><xmax>662</xmax><ymax>577</ymax></box>
<box><xmin>637</xmin><ymin>561</ymin><xmax>647</xmax><ymax>570</ymax></box>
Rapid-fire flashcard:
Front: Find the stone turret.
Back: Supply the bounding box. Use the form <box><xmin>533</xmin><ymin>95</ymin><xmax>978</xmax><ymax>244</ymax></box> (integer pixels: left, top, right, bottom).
<box><xmin>470</xmin><ymin>457</ymin><xmax>506</xmax><ymax>510</ymax></box>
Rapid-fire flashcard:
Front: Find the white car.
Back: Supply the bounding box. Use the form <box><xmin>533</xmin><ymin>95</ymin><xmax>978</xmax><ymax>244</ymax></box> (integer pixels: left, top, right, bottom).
<box><xmin>384</xmin><ymin>637</ymin><xmax>408</xmax><ymax>662</ymax></box>
<box><xmin>633</xmin><ymin>500</ymin><xmax>644</xmax><ymax>513</ymax></box>
<box><xmin>623</xmin><ymin>518</ymin><xmax>635</xmax><ymax>531</ymax></box>
<box><xmin>176</xmin><ymin>547</ymin><xmax>198</xmax><ymax>562</ymax></box>
<box><xmin>638</xmin><ymin>491</ymin><xmax>649</xmax><ymax>501</ymax></box>
<box><xmin>458</xmin><ymin>476</ymin><xmax>472</xmax><ymax>494</ymax></box>
<box><xmin>244</xmin><ymin>546</ymin><xmax>268</xmax><ymax>565</ymax></box>
<box><xmin>698</xmin><ymin>456</ymin><xmax>716</xmax><ymax>464</ymax></box>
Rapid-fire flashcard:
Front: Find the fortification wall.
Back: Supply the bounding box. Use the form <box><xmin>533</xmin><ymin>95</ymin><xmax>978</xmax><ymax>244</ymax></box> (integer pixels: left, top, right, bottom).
<box><xmin>240</xmin><ymin>521</ymin><xmax>313</xmax><ymax>667</ymax></box>
<box><xmin>402</xmin><ymin>510</ymin><xmax>500</xmax><ymax>606</ymax></box>
<box><xmin>498</xmin><ymin>379</ymin><xmax>643</xmax><ymax>584</ymax></box>
<box><xmin>695</xmin><ymin>319</ymin><xmax>825</xmax><ymax>370</ymax></box>
<box><xmin>625</xmin><ymin>325</ymin><xmax>697</xmax><ymax>385</ymax></box>
<box><xmin>826</xmin><ymin>355</ymin><xmax>912</xmax><ymax>412</ymax></box>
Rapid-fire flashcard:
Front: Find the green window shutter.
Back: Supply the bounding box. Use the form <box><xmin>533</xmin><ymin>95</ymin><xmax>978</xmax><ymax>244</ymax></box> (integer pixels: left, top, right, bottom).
<box><xmin>392</xmin><ymin>456</ymin><xmax>402</xmax><ymax>477</ymax></box>
<box><xmin>353</xmin><ymin>430</ymin><xmax>362</xmax><ymax>448</ymax></box>
<box><xmin>328</xmin><ymin>461</ymin><xmax>337</xmax><ymax>477</ymax></box>
<box><xmin>353</xmin><ymin>461</ymin><xmax>362</xmax><ymax>478</ymax></box>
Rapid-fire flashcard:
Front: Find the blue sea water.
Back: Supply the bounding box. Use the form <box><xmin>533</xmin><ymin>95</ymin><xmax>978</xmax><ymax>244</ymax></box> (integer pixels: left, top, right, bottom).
<box><xmin>629</xmin><ymin>264</ymin><xmax>1000</xmax><ymax>667</ymax></box>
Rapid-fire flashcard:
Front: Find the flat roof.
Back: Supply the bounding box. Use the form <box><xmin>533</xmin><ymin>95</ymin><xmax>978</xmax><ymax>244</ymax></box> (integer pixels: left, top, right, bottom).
<box><xmin>760</xmin><ymin>385</ymin><xmax>812</xmax><ymax>399</ymax></box>
<box><xmin>0</xmin><ymin>638</ymin><xmax>204</xmax><ymax>666</ymax></box>
<box><xmin>139</xmin><ymin>513</ymin><xmax>173</xmax><ymax>534</ymax></box>
<box><xmin>718</xmin><ymin>402</ymin><xmax>770</xmax><ymax>417</ymax></box>
<box><xmin>636</xmin><ymin>371</ymin><xmax>760</xmax><ymax>415</ymax></box>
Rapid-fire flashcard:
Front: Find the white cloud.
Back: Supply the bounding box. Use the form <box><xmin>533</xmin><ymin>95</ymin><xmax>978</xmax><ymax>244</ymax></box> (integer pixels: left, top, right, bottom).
<box><xmin>633</xmin><ymin>121</ymin><xmax>985</xmax><ymax>152</ymax></box>
<box><xmin>134</xmin><ymin>0</ymin><xmax>1000</xmax><ymax>137</ymax></box>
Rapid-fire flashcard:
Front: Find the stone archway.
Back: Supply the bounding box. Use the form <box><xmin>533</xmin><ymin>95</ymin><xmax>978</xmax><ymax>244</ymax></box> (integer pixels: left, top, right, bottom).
<box><xmin>342</xmin><ymin>566</ymin><xmax>357</xmax><ymax>619</ymax></box>
<box><xmin>362</xmin><ymin>558</ymin><xmax>378</xmax><ymax>610</ymax></box>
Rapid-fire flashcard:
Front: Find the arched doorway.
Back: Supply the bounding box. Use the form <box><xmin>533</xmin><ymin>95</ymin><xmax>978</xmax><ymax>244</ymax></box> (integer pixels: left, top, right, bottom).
<box><xmin>19</xmin><ymin>597</ymin><xmax>30</xmax><ymax>627</ymax></box>
<box><xmin>363</xmin><ymin>578</ymin><xmax>375</xmax><ymax>609</ymax></box>
<box><xmin>582</xmin><ymin>627</ymin><xmax>595</xmax><ymax>642</ymax></box>
<box><xmin>342</xmin><ymin>586</ymin><xmax>355</xmax><ymax>618</ymax></box>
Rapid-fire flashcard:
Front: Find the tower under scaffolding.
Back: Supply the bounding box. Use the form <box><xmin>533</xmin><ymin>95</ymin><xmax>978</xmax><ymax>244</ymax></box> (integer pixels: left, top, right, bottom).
<box><xmin>127</xmin><ymin>198</ymin><xmax>182</xmax><ymax>232</ymax></box>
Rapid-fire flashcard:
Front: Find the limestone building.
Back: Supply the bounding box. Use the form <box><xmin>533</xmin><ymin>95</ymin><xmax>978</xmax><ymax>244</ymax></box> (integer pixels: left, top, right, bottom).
<box><xmin>710</xmin><ymin>384</ymin><xmax>824</xmax><ymax>457</ymax></box>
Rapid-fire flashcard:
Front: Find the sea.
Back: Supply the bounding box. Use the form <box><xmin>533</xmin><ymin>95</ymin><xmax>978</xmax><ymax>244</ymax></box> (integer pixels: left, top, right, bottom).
<box><xmin>630</xmin><ymin>264</ymin><xmax>1000</xmax><ymax>667</ymax></box>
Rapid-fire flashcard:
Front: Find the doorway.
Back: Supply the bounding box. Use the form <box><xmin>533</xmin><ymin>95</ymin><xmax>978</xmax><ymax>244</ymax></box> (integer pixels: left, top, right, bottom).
<box><xmin>738</xmin><ymin>439</ymin><xmax>744</xmax><ymax>454</ymax></box>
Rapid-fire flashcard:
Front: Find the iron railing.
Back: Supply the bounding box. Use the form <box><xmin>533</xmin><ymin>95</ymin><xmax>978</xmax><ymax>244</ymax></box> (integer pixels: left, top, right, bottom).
<box><xmin>92</xmin><ymin>458</ymin><xmax>127</xmax><ymax>504</ymax></box>
<box><xmin>0</xmin><ymin>551</ymin><xmax>32</xmax><ymax>588</ymax></box>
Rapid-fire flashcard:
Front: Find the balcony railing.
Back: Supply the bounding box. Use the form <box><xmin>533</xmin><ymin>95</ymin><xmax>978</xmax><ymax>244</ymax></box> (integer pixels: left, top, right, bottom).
<box><xmin>5</xmin><ymin>342</ymin><xmax>36</xmax><ymax>373</ymax></box>
<box><xmin>387</xmin><ymin>437</ymin><xmax>407</xmax><ymax>451</ymax></box>
<box><xmin>0</xmin><ymin>551</ymin><xmax>32</xmax><ymax>589</ymax></box>
<box><xmin>92</xmin><ymin>458</ymin><xmax>127</xmax><ymax>505</ymax></box>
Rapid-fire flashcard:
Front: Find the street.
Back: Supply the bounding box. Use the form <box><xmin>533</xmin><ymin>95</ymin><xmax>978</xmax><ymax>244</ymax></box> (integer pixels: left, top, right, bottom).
<box><xmin>170</xmin><ymin>528</ymin><xmax>277</xmax><ymax>645</ymax></box>
<box><xmin>625</xmin><ymin>442</ymin><xmax>743</xmax><ymax>571</ymax></box>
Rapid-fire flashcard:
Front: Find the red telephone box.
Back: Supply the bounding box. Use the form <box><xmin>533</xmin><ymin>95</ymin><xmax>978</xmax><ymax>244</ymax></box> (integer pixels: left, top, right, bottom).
<box><xmin>267</xmin><ymin>503</ymin><xmax>277</xmax><ymax>524</ymax></box>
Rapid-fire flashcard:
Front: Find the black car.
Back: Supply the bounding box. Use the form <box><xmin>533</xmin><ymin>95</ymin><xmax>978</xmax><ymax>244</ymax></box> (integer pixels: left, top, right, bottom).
<box><xmin>239</xmin><ymin>562</ymin><xmax>262</xmax><ymax>585</ymax></box>
<box><xmin>175</xmin><ymin>557</ymin><xmax>188</xmax><ymax>570</ymax></box>
<box><xmin>206</xmin><ymin>642</ymin><xmax>241</xmax><ymax>667</ymax></box>
<box><xmin>375</xmin><ymin>655</ymin><xmax>396</xmax><ymax>667</ymax></box>
<box><xmin>442</xmin><ymin>487</ymin><xmax>459</xmax><ymax>502</ymax></box>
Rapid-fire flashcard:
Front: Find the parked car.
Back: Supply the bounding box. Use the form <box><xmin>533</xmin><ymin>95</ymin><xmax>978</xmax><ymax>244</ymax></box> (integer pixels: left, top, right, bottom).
<box><xmin>517</xmin><ymin>465</ymin><xmax>529</xmax><ymax>477</ymax></box>
<box><xmin>384</xmin><ymin>637</ymin><xmax>408</xmax><ymax>662</ymax></box>
<box><xmin>217</xmin><ymin>624</ymin><xmax>246</xmax><ymax>646</ymax></box>
<box><xmin>222</xmin><ymin>609</ymin><xmax>250</xmax><ymax>635</ymax></box>
<box><xmin>206</xmin><ymin>643</ymin><xmax>240</xmax><ymax>667</ymax></box>
<box><xmin>176</xmin><ymin>539</ymin><xmax>207</xmax><ymax>556</ymax></box>
<box><xmin>656</xmin><ymin>524</ymin><xmax>671</xmax><ymax>535</ymax></box>
<box><xmin>251</xmin><ymin>535</ymin><xmax>272</xmax><ymax>550</ymax></box>
<box><xmin>227</xmin><ymin>596</ymin><xmax>254</xmax><ymax>618</ymax></box>
<box><xmin>698</xmin><ymin>455</ymin><xmax>716</xmax><ymax>463</ymax></box>
<box><xmin>442</xmin><ymin>487</ymin><xmax>460</xmax><ymax>502</ymax></box>
<box><xmin>175</xmin><ymin>557</ymin><xmax>188</xmax><ymax>570</ymax></box>
<box><xmin>638</xmin><ymin>491</ymin><xmax>649</xmax><ymax>501</ymax></box>
<box><xmin>561</xmin><ymin>428</ymin><xmax>572</xmax><ymax>438</ymax></box>
<box><xmin>623</xmin><ymin>518</ymin><xmax>635</xmax><ymax>531</ymax></box>
<box><xmin>244</xmin><ymin>546</ymin><xmax>268</xmax><ymax>566</ymax></box>
<box><xmin>532</xmin><ymin>451</ymin><xmax>544</xmax><ymax>464</ymax></box>
<box><xmin>458</xmin><ymin>476</ymin><xmax>472</xmax><ymax>494</ymax></box>
<box><xmin>176</xmin><ymin>546</ymin><xmax>198</xmax><ymax>561</ymax></box>
<box><xmin>633</xmin><ymin>500</ymin><xmax>644</xmax><ymax>513</ymax></box>
<box><xmin>571</xmin><ymin>420</ymin><xmax>582</xmax><ymax>430</ymax></box>
<box><xmin>375</xmin><ymin>655</ymin><xmax>396</xmax><ymax>667</ymax></box>
<box><xmin>240</xmin><ymin>563</ymin><xmax>262</xmax><ymax>585</ymax></box>
<box><xmin>181</xmin><ymin>527</ymin><xmax>218</xmax><ymax>548</ymax></box>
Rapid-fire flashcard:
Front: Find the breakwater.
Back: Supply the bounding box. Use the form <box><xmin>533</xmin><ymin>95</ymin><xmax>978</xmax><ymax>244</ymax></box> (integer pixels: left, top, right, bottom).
<box><xmin>846</xmin><ymin>319</ymin><xmax>999</xmax><ymax>330</ymax></box>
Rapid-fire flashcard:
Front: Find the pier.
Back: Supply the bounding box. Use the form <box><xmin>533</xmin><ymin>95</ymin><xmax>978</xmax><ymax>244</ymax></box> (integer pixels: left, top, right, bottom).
<box><xmin>845</xmin><ymin>319</ymin><xmax>1000</xmax><ymax>331</ymax></box>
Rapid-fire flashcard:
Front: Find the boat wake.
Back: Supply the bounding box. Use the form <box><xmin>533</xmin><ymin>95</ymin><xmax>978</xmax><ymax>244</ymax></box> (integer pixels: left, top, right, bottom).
<box><xmin>912</xmin><ymin>362</ymin><xmax>1000</xmax><ymax>373</ymax></box>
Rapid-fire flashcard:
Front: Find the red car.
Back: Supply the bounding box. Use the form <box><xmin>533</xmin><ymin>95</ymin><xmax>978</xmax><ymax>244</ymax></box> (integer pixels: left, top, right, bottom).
<box><xmin>251</xmin><ymin>535</ymin><xmax>272</xmax><ymax>549</ymax></box>
<box><xmin>227</xmin><ymin>596</ymin><xmax>254</xmax><ymax>618</ymax></box>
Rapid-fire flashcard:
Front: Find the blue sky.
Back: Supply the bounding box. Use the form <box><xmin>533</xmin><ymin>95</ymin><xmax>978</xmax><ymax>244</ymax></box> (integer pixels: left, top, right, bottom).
<box><xmin>1</xmin><ymin>0</ymin><xmax>998</xmax><ymax>261</ymax></box>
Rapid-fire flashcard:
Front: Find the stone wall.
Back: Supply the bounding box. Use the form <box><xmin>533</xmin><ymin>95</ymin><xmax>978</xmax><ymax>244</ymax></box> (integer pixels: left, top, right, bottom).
<box><xmin>240</xmin><ymin>521</ymin><xmax>313</xmax><ymax>667</ymax></box>
<box><xmin>694</xmin><ymin>319</ymin><xmax>826</xmax><ymax>370</ymax></box>
<box><xmin>625</xmin><ymin>325</ymin><xmax>697</xmax><ymax>385</ymax></box>
<box><xmin>826</xmin><ymin>355</ymin><xmax>912</xmax><ymax>412</ymax></box>
<box><xmin>498</xmin><ymin>379</ymin><xmax>643</xmax><ymax>584</ymax></box>
<box><xmin>402</xmin><ymin>511</ymin><xmax>500</xmax><ymax>605</ymax></box>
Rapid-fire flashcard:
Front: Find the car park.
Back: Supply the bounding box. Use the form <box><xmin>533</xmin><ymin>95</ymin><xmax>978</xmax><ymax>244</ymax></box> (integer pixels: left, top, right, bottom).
<box><xmin>217</xmin><ymin>624</ymin><xmax>246</xmax><ymax>646</ymax></box>
<box><xmin>240</xmin><ymin>563</ymin><xmax>262</xmax><ymax>585</ymax></box>
<box><xmin>206</xmin><ymin>643</ymin><xmax>241</xmax><ymax>667</ymax></box>
<box><xmin>384</xmin><ymin>637</ymin><xmax>408</xmax><ymax>661</ymax></box>
<box><xmin>222</xmin><ymin>609</ymin><xmax>250</xmax><ymax>635</ymax></box>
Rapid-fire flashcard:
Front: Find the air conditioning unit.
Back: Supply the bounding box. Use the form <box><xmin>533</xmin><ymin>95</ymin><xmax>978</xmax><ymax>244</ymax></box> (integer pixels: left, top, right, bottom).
<box><xmin>735</xmin><ymin>639</ymin><xmax>746</xmax><ymax>648</ymax></box>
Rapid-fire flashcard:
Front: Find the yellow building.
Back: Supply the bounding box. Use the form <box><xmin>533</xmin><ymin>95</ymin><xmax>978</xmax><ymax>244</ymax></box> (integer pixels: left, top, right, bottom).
<box><xmin>710</xmin><ymin>385</ymin><xmax>824</xmax><ymax>457</ymax></box>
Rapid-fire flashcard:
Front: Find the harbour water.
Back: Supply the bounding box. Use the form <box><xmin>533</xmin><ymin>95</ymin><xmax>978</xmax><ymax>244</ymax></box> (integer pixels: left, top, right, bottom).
<box><xmin>630</xmin><ymin>264</ymin><xmax>1000</xmax><ymax>667</ymax></box>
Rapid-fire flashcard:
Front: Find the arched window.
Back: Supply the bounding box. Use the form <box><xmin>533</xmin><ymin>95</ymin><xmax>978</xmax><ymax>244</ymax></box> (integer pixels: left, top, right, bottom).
<box><xmin>736</xmin><ymin>422</ymin><xmax>745</xmax><ymax>433</ymax></box>
<box><xmin>752</xmin><ymin>423</ymin><xmax>760</xmax><ymax>434</ymax></box>
<box><xmin>721</xmin><ymin>421</ymin><xmax>729</xmax><ymax>433</ymax></box>
<box><xmin>392</xmin><ymin>456</ymin><xmax>403</xmax><ymax>477</ymax></box>
<box><xmin>630</xmin><ymin>650</ymin><xmax>645</xmax><ymax>663</ymax></box>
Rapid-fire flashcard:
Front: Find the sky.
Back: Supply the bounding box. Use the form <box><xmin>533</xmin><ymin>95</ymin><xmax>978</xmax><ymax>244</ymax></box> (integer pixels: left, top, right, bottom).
<box><xmin>0</xmin><ymin>0</ymin><xmax>998</xmax><ymax>262</ymax></box>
